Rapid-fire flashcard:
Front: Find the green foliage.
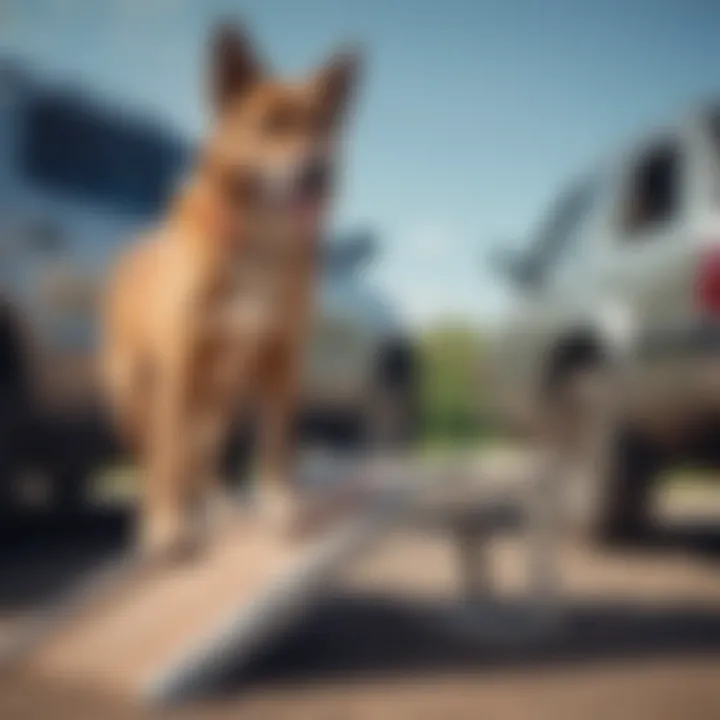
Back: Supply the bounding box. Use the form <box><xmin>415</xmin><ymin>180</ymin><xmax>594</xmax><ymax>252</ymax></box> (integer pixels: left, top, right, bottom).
<box><xmin>417</xmin><ymin>319</ymin><xmax>490</xmax><ymax>446</ymax></box>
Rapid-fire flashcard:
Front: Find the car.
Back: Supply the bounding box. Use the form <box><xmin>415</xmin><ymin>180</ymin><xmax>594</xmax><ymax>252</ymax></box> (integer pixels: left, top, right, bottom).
<box><xmin>0</xmin><ymin>60</ymin><xmax>417</xmax><ymax>514</ymax></box>
<box><xmin>485</xmin><ymin>103</ymin><xmax>720</xmax><ymax>541</ymax></box>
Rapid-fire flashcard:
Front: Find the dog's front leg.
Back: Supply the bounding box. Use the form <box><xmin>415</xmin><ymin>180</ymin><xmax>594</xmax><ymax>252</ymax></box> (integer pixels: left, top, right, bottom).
<box><xmin>141</xmin><ymin>340</ymin><xmax>197</xmax><ymax>559</ymax></box>
<box><xmin>189</xmin><ymin>411</ymin><xmax>240</xmax><ymax>536</ymax></box>
<box><xmin>255</xmin><ymin>337</ymin><xmax>304</xmax><ymax>521</ymax></box>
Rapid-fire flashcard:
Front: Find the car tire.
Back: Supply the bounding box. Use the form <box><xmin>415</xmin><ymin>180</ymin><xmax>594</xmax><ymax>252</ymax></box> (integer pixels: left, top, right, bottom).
<box><xmin>0</xmin><ymin>319</ymin><xmax>31</xmax><ymax>514</ymax></box>
<box><xmin>52</xmin><ymin>464</ymin><xmax>92</xmax><ymax>514</ymax></box>
<box><xmin>545</xmin><ymin>352</ymin><xmax>661</xmax><ymax>546</ymax></box>
<box><xmin>307</xmin><ymin>344</ymin><xmax>419</xmax><ymax>454</ymax></box>
<box><xmin>365</xmin><ymin>381</ymin><xmax>418</xmax><ymax>450</ymax></box>
<box><xmin>27</xmin><ymin>416</ymin><xmax>97</xmax><ymax>515</ymax></box>
<box><xmin>593</xmin><ymin>428</ymin><xmax>662</xmax><ymax>544</ymax></box>
<box><xmin>364</xmin><ymin>344</ymin><xmax>419</xmax><ymax>450</ymax></box>
<box><xmin>0</xmin><ymin>390</ymin><xmax>25</xmax><ymax>513</ymax></box>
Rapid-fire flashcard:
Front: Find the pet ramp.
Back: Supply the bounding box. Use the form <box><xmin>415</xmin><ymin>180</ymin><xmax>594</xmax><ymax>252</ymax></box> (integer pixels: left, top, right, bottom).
<box><xmin>6</xmin><ymin>452</ymin><xmax>566</xmax><ymax>705</ymax></box>
<box><xmin>7</xmin><ymin>460</ymin><xmax>424</xmax><ymax>706</ymax></box>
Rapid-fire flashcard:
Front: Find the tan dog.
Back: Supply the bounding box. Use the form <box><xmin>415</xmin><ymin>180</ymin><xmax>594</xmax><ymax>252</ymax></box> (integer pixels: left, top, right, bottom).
<box><xmin>101</xmin><ymin>23</ymin><xmax>360</xmax><ymax>557</ymax></box>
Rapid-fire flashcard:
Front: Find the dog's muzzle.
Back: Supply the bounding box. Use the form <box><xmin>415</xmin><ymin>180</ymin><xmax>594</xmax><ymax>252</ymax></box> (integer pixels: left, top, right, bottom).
<box><xmin>216</xmin><ymin>157</ymin><xmax>331</xmax><ymax>212</ymax></box>
<box><xmin>296</xmin><ymin>158</ymin><xmax>331</xmax><ymax>201</ymax></box>
<box><xmin>262</xmin><ymin>157</ymin><xmax>331</xmax><ymax>205</ymax></box>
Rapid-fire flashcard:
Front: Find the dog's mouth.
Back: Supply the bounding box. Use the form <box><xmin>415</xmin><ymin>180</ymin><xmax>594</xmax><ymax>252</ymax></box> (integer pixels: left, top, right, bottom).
<box><xmin>261</xmin><ymin>158</ymin><xmax>332</xmax><ymax>216</ymax></box>
<box><xmin>287</xmin><ymin>159</ymin><xmax>331</xmax><ymax>232</ymax></box>
<box><xmin>219</xmin><ymin>159</ymin><xmax>330</xmax><ymax>222</ymax></box>
<box><xmin>294</xmin><ymin>159</ymin><xmax>331</xmax><ymax>205</ymax></box>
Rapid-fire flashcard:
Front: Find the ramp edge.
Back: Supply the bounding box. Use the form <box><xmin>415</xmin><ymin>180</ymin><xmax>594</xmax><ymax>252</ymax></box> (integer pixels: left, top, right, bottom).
<box><xmin>143</xmin><ymin>490</ymin><xmax>409</xmax><ymax>705</ymax></box>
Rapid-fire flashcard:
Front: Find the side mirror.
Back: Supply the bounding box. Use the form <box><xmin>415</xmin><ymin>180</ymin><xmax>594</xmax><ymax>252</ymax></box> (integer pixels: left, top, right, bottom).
<box><xmin>486</xmin><ymin>243</ymin><xmax>540</xmax><ymax>290</ymax></box>
<box><xmin>325</xmin><ymin>230</ymin><xmax>377</xmax><ymax>273</ymax></box>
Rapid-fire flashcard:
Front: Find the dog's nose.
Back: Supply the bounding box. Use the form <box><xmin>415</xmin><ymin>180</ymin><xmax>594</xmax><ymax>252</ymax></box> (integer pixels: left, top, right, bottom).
<box><xmin>297</xmin><ymin>159</ymin><xmax>330</xmax><ymax>199</ymax></box>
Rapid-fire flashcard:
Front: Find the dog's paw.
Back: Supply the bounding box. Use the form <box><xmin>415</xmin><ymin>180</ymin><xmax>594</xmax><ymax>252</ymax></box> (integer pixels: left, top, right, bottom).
<box><xmin>138</xmin><ymin>515</ymin><xmax>200</xmax><ymax>565</ymax></box>
<box><xmin>253</xmin><ymin>484</ymin><xmax>305</xmax><ymax>534</ymax></box>
<box><xmin>200</xmin><ymin>485</ymin><xmax>240</xmax><ymax>535</ymax></box>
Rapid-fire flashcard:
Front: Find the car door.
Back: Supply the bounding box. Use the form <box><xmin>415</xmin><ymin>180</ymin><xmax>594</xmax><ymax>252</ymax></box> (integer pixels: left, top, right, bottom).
<box><xmin>488</xmin><ymin>175</ymin><xmax>607</xmax><ymax>426</ymax></box>
<box><xmin>595</xmin><ymin>130</ymin><xmax>697</xmax><ymax>409</ymax></box>
<box><xmin>599</xmin><ymin>134</ymin><xmax>691</xmax><ymax>333</ymax></box>
<box><xmin>7</xmin><ymin>89</ymin><xmax>185</xmax><ymax>407</ymax></box>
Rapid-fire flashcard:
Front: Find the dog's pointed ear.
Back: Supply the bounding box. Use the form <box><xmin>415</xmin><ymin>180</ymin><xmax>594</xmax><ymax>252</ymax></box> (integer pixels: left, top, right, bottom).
<box><xmin>313</xmin><ymin>47</ymin><xmax>363</xmax><ymax>129</ymax></box>
<box><xmin>210</xmin><ymin>22</ymin><xmax>261</xmax><ymax>111</ymax></box>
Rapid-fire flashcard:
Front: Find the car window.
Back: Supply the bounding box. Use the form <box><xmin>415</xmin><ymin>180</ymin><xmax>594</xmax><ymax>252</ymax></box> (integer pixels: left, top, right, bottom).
<box><xmin>524</xmin><ymin>176</ymin><xmax>599</xmax><ymax>284</ymax></box>
<box><xmin>21</xmin><ymin>93</ymin><xmax>188</xmax><ymax>217</ymax></box>
<box><xmin>703</xmin><ymin>111</ymin><xmax>720</xmax><ymax>203</ymax></box>
<box><xmin>621</xmin><ymin>142</ymin><xmax>680</xmax><ymax>236</ymax></box>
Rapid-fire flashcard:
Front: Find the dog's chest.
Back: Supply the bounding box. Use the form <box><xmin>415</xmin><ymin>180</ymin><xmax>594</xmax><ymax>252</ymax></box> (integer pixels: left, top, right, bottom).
<box><xmin>196</xmin><ymin>273</ymin><xmax>289</xmax><ymax>388</ymax></box>
<box><xmin>193</xmin><ymin>290</ymin><xmax>272</xmax><ymax>399</ymax></box>
<box><xmin>212</xmin><ymin>239</ymin><xmax>311</xmax><ymax>337</ymax></box>
<box><xmin>195</xmin><ymin>238</ymin><xmax>313</xmax><ymax>394</ymax></box>
<box><xmin>215</xmin><ymin>272</ymin><xmax>285</xmax><ymax>337</ymax></box>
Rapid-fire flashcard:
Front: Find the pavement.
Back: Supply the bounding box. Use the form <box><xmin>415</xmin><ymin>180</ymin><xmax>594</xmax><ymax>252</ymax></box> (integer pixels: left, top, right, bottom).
<box><xmin>2</xmin><ymin>451</ymin><xmax>720</xmax><ymax>719</ymax></box>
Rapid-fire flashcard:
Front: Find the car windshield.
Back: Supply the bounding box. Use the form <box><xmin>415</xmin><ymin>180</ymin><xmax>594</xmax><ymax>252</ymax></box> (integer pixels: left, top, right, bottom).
<box><xmin>21</xmin><ymin>93</ymin><xmax>188</xmax><ymax>217</ymax></box>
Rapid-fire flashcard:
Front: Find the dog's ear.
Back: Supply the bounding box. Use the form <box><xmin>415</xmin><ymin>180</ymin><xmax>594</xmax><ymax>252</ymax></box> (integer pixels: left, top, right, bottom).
<box><xmin>313</xmin><ymin>47</ymin><xmax>362</xmax><ymax>129</ymax></box>
<box><xmin>210</xmin><ymin>22</ymin><xmax>261</xmax><ymax>111</ymax></box>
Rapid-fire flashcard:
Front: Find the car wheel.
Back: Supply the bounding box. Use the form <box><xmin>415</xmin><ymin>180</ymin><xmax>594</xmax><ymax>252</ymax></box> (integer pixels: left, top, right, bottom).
<box><xmin>364</xmin><ymin>344</ymin><xmax>419</xmax><ymax>450</ymax></box>
<box><xmin>0</xmin><ymin>390</ymin><xmax>26</xmax><ymax>513</ymax></box>
<box><xmin>365</xmin><ymin>381</ymin><xmax>418</xmax><ymax>450</ymax></box>
<box><xmin>545</xmin><ymin>353</ymin><xmax>660</xmax><ymax>545</ymax></box>
<box><xmin>592</xmin><ymin>428</ymin><xmax>662</xmax><ymax>544</ymax></box>
<box><xmin>28</xmin><ymin>417</ymin><xmax>97</xmax><ymax>515</ymax></box>
<box><xmin>0</xmin><ymin>321</ymin><xmax>31</xmax><ymax>514</ymax></box>
<box><xmin>52</xmin><ymin>464</ymin><xmax>93</xmax><ymax>514</ymax></box>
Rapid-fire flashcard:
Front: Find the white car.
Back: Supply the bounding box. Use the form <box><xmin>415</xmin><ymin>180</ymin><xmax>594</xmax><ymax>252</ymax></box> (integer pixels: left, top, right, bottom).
<box><xmin>0</xmin><ymin>61</ymin><xmax>417</xmax><ymax>512</ymax></box>
<box><xmin>486</xmin><ymin>104</ymin><xmax>720</xmax><ymax>541</ymax></box>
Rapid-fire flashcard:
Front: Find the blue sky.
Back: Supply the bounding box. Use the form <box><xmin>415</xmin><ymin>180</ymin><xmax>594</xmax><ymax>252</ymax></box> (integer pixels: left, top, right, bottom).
<box><xmin>1</xmin><ymin>0</ymin><xmax>720</xmax><ymax>326</ymax></box>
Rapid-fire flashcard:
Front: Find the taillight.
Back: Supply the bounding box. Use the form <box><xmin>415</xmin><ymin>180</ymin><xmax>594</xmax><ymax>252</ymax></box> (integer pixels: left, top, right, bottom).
<box><xmin>696</xmin><ymin>247</ymin><xmax>720</xmax><ymax>315</ymax></box>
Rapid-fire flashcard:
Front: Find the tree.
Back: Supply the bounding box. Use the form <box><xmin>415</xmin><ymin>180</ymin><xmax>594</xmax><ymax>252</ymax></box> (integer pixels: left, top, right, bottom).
<box><xmin>418</xmin><ymin>320</ymin><xmax>487</xmax><ymax>445</ymax></box>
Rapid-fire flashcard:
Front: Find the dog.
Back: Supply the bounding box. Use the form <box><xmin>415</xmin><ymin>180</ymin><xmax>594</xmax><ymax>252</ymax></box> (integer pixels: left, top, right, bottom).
<box><xmin>101</xmin><ymin>22</ymin><xmax>361</xmax><ymax>558</ymax></box>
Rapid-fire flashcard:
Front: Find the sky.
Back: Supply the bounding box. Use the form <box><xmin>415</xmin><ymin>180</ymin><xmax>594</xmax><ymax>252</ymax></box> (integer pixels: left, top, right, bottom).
<box><xmin>1</xmin><ymin>0</ymin><xmax>720</xmax><ymax>327</ymax></box>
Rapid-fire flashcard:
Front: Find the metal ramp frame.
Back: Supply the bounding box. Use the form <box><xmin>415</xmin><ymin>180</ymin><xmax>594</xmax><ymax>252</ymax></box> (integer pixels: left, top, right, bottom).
<box><xmin>4</xmin><ymin>452</ymin><xmax>568</xmax><ymax>706</ymax></box>
<box><xmin>5</xmin><ymin>459</ymin><xmax>425</xmax><ymax>706</ymax></box>
<box><xmin>409</xmin><ymin>449</ymin><xmax>567</xmax><ymax>645</ymax></box>
<box><xmin>144</xmin><ymin>486</ymin><xmax>411</xmax><ymax>704</ymax></box>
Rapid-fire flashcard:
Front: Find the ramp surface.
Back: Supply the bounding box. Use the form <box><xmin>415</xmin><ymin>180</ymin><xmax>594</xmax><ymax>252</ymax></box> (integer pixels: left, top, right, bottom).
<box><xmin>13</xmin><ymin>487</ymin><xmax>409</xmax><ymax>705</ymax></box>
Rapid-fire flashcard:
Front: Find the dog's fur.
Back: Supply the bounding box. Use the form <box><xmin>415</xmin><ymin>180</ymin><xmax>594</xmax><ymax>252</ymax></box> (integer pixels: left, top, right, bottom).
<box><xmin>101</xmin><ymin>24</ymin><xmax>360</xmax><ymax>556</ymax></box>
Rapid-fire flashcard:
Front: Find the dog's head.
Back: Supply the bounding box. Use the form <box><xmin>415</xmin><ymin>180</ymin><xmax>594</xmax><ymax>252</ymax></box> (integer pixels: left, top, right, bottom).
<box><xmin>202</xmin><ymin>23</ymin><xmax>361</xmax><ymax>237</ymax></box>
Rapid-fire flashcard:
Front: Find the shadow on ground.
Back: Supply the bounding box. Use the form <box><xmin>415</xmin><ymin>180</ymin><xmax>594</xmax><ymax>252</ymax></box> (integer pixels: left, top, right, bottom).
<box><xmin>0</xmin><ymin>509</ymin><xmax>129</xmax><ymax>612</ymax></box>
<box><xmin>223</xmin><ymin>590</ymin><xmax>720</xmax><ymax>695</ymax></box>
<box><xmin>219</xmin><ymin>520</ymin><xmax>720</xmax><ymax>695</ymax></box>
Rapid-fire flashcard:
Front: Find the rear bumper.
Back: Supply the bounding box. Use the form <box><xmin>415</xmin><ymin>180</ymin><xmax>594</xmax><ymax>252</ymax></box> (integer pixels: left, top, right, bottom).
<box><xmin>625</xmin><ymin>322</ymin><xmax>720</xmax><ymax>431</ymax></box>
<box><xmin>637</xmin><ymin>322</ymin><xmax>720</xmax><ymax>359</ymax></box>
